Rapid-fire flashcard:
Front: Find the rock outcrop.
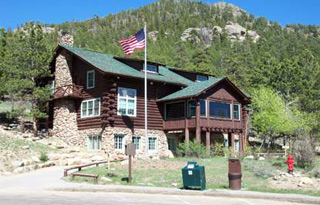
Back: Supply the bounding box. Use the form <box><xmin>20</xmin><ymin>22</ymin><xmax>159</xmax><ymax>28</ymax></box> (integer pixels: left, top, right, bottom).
<box><xmin>181</xmin><ymin>22</ymin><xmax>260</xmax><ymax>45</ymax></box>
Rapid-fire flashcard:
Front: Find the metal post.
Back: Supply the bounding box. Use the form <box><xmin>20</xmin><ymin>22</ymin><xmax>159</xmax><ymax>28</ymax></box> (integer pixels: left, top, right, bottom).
<box><xmin>128</xmin><ymin>155</ymin><xmax>132</xmax><ymax>183</ymax></box>
<box><xmin>144</xmin><ymin>22</ymin><xmax>148</xmax><ymax>156</ymax></box>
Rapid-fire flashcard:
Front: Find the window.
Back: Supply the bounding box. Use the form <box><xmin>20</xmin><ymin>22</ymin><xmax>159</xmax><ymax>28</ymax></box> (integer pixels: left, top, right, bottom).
<box><xmin>117</xmin><ymin>87</ymin><xmax>137</xmax><ymax>117</ymax></box>
<box><xmin>209</xmin><ymin>101</ymin><xmax>231</xmax><ymax>119</ymax></box>
<box><xmin>187</xmin><ymin>101</ymin><xmax>196</xmax><ymax>117</ymax></box>
<box><xmin>81</xmin><ymin>98</ymin><xmax>100</xmax><ymax>118</ymax></box>
<box><xmin>233</xmin><ymin>104</ymin><xmax>240</xmax><ymax>120</ymax></box>
<box><xmin>165</xmin><ymin>102</ymin><xmax>185</xmax><ymax>120</ymax></box>
<box><xmin>143</xmin><ymin>64</ymin><xmax>158</xmax><ymax>73</ymax></box>
<box><xmin>87</xmin><ymin>70</ymin><xmax>95</xmax><ymax>89</ymax></box>
<box><xmin>114</xmin><ymin>134</ymin><xmax>125</xmax><ymax>150</ymax></box>
<box><xmin>132</xmin><ymin>136</ymin><xmax>141</xmax><ymax>150</ymax></box>
<box><xmin>196</xmin><ymin>75</ymin><xmax>208</xmax><ymax>82</ymax></box>
<box><xmin>148</xmin><ymin>136</ymin><xmax>158</xmax><ymax>151</ymax></box>
<box><xmin>87</xmin><ymin>135</ymin><xmax>101</xmax><ymax>151</ymax></box>
<box><xmin>200</xmin><ymin>99</ymin><xmax>207</xmax><ymax>117</ymax></box>
<box><xmin>187</xmin><ymin>100</ymin><xmax>207</xmax><ymax>117</ymax></box>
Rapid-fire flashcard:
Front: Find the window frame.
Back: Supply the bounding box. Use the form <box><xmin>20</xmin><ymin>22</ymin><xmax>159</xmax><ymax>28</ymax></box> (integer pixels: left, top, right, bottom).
<box><xmin>209</xmin><ymin>100</ymin><xmax>232</xmax><ymax>120</ymax></box>
<box><xmin>87</xmin><ymin>70</ymin><xmax>95</xmax><ymax>89</ymax></box>
<box><xmin>114</xmin><ymin>134</ymin><xmax>126</xmax><ymax>151</ymax></box>
<box><xmin>196</xmin><ymin>75</ymin><xmax>208</xmax><ymax>82</ymax></box>
<box><xmin>81</xmin><ymin>98</ymin><xmax>101</xmax><ymax>118</ymax></box>
<box><xmin>187</xmin><ymin>100</ymin><xmax>196</xmax><ymax>118</ymax></box>
<box><xmin>143</xmin><ymin>63</ymin><xmax>158</xmax><ymax>73</ymax></box>
<box><xmin>200</xmin><ymin>99</ymin><xmax>207</xmax><ymax>117</ymax></box>
<box><xmin>87</xmin><ymin>135</ymin><xmax>101</xmax><ymax>151</ymax></box>
<box><xmin>233</xmin><ymin>104</ymin><xmax>241</xmax><ymax>121</ymax></box>
<box><xmin>132</xmin><ymin>136</ymin><xmax>142</xmax><ymax>151</ymax></box>
<box><xmin>117</xmin><ymin>87</ymin><xmax>137</xmax><ymax>117</ymax></box>
<box><xmin>148</xmin><ymin>136</ymin><xmax>158</xmax><ymax>152</ymax></box>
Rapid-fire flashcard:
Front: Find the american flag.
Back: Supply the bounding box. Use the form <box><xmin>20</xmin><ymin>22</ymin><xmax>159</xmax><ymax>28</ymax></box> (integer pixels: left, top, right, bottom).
<box><xmin>118</xmin><ymin>28</ymin><xmax>145</xmax><ymax>55</ymax></box>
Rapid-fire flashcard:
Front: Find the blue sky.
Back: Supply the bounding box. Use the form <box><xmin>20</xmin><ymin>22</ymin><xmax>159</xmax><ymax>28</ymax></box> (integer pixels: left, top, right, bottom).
<box><xmin>0</xmin><ymin>0</ymin><xmax>319</xmax><ymax>29</ymax></box>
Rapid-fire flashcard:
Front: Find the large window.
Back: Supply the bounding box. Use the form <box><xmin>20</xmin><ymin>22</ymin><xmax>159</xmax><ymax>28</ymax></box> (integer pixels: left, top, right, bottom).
<box><xmin>143</xmin><ymin>64</ymin><xmax>158</xmax><ymax>73</ymax></box>
<box><xmin>132</xmin><ymin>136</ymin><xmax>141</xmax><ymax>150</ymax></box>
<box><xmin>187</xmin><ymin>99</ymin><xmax>207</xmax><ymax>117</ymax></box>
<box><xmin>196</xmin><ymin>75</ymin><xmax>208</xmax><ymax>82</ymax></box>
<box><xmin>117</xmin><ymin>87</ymin><xmax>137</xmax><ymax>117</ymax></box>
<box><xmin>209</xmin><ymin>101</ymin><xmax>231</xmax><ymax>119</ymax></box>
<box><xmin>114</xmin><ymin>134</ymin><xmax>125</xmax><ymax>150</ymax></box>
<box><xmin>148</xmin><ymin>136</ymin><xmax>158</xmax><ymax>151</ymax></box>
<box><xmin>81</xmin><ymin>98</ymin><xmax>100</xmax><ymax>118</ymax></box>
<box><xmin>165</xmin><ymin>102</ymin><xmax>185</xmax><ymax>120</ymax></box>
<box><xmin>233</xmin><ymin>104</ymin><xmax>240</xmax><ymax>120</ymax></box>
<box><xmin>87</xmin><ymin>70</ymin><xmax>95</xmax><ymax>89</ymax></box>
<box><xmin>87</xmin><ymin>135</ymin><xmax>101</xmax><ymax>151</ymax></box>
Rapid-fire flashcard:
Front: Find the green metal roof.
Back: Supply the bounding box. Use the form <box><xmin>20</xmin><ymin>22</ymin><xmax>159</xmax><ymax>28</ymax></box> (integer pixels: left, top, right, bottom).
<box><xmin>158</xmin><ymin>77</ymin><xmax>224</xmax><ymax>102</ymax></box>
<box><xmin>60</xmin><ymin>45</ymin><xmax>193</xmax><ymax>86</ymax></box>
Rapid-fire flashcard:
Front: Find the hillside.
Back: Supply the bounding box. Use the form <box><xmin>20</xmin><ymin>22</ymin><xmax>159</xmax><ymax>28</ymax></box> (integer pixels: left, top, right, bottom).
<box><xmin>1</xmin><ymin>0</ymin><xmax>320</xmax><ymax>133</ymax></box>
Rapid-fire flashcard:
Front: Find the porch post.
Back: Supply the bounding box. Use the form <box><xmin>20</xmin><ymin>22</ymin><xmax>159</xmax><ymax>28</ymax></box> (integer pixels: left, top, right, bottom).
<box><xmin>185</xmin><ymin>127</ymin><xmax>189</xmax><ymax>145</ymax></box>
<box><xmin>196</xmin><ymin>98</ymin><xmax>201</xmax><ymax>142</ymax></box>
<box><xmin>206</xmin><ymin>129</ymin><xmax>210</xmax><ymax>156</ymax></box>
<box><xmin>230</xmin><ymin>133</ymin><xmax>235</xmax><ymax>156</ymax></box>
<box><xmin>239</xmin><ymin>133</ymin><xmax>244</xmax><ymax>156</ymax></box>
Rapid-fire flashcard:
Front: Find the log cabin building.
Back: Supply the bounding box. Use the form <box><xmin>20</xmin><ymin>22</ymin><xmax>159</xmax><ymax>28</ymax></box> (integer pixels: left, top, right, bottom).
<box><xmin>49</xmin><ymin>35</ymin><xmax>250</xmax><ymax>158</ymax></box>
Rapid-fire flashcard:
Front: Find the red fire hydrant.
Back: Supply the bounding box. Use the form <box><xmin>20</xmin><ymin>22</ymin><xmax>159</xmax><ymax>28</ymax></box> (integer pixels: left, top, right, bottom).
<box><xmin>286</xmin><ymin>155</ymin><xmax>294</xmax><ymax>174</ymax></box>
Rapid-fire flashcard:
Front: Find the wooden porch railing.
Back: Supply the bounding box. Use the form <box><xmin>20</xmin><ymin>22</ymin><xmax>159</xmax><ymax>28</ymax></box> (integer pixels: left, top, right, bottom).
<box><xmin>53</xmin><ymin>84</ymin><xmax>84</xmax><ymax>99</ymax></box>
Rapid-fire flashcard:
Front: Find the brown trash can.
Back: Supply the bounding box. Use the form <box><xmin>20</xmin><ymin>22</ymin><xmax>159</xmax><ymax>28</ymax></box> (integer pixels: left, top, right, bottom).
<box><xmin>228</xmin><ymin>158</ymin><xmax>242</xmax><ymax>190</ymax></box>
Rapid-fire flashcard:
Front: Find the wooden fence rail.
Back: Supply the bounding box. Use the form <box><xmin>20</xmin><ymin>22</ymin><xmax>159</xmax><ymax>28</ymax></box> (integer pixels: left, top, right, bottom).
<box><xmin>63</xmin><ymin>158</ymin><xmax>125</xmax><ymax>177</ymax></box>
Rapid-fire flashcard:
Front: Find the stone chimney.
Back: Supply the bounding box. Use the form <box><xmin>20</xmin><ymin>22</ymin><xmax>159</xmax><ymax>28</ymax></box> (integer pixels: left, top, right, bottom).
<box><xmin>58</xmin><ymin>32</ymin><xmax>74</xmax><ymax>46</ymax></box>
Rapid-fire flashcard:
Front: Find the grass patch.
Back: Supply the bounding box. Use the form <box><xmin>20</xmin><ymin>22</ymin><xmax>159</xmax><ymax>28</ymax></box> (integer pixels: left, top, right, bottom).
<box><xmin>66</xmin><ymin>157</ymin><xmax>320</xmax><ymax>197</ymax></box>
<box><xmin>0</xmin><ymin>136</ymin><xmax>56</xmax><ymax>153</ymax></box>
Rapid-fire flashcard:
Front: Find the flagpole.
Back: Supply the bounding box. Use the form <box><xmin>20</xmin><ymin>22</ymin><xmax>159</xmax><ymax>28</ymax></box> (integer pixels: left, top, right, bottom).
<box><xmin>144</xmin><ymin>22</ymin><xmax>148</xmax><ymax>156</ymax></box>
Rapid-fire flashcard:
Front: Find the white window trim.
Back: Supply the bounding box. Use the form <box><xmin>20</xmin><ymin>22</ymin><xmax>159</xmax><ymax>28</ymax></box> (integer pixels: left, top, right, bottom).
<box><xmin>233</xmin><ymin>104</ymin><xmax>241</xmax><ymax>120</ymax></box>
<box><xmin>209</xmin><ymin>100</ymin><xmax>232</xmax><ymax>120</ymax></box>
<box><xmin>87</xmin><ymin>70</ymin><xmax>95</xmax><ymax>89</ymax></box>
<box><xmin>80</xmin><ymin>98</ymin><xmax>101</xmax><ymax>118</ymax></box>
<box><xmin>87</xmin><ymin>135</ymin><xmax>101</xmax><ymax>152</ymax></box>
<box><xmin>114</xmin><ymin>134</ymin><xmax>126</xmax><ymax>151</ymax></box>
<box><xmin>148</xmin><ymin>136</ymin><xmax>158</xmax><ymax>152</ymax></box>
<box><xmin>143</xmin><ymin>63</ymin><xmax>158</xmax><ymax>73</ymax></box>
<box><xmin>117</xmin><ymin>87</ymin><xmax>137</xmax><ymax>117</ymax></box>
<box><xmin>132</xmin><ymin>136</ymin><xmax>142</xmax><ymax>151</ymax></box>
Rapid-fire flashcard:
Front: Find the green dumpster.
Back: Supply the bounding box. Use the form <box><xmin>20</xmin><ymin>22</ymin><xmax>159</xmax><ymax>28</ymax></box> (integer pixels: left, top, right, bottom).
<box><xmin>182</xmin><ymin>161</ymin><xmax>206</xmax><ymax>190</ymax></box>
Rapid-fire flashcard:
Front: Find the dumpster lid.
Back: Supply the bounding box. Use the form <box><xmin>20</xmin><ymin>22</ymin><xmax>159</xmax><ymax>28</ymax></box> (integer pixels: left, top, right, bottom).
<box><xmin>187</xmin><ymin>161</ymin><xmax>198</xmax><ymax>169</ymax></box>
<box><xmin>229</xmin><ymin>158</ymin><xmax>240</xmax><ymax>161</ymax></box>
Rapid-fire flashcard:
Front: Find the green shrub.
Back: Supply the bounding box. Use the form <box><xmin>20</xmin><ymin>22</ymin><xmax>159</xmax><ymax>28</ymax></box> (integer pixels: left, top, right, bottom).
<box><xmin>272</xmin><ymin>161</ymin><xmax>284</xmax><ymax>167</ymax></box>
<box><xmin>309</xmin><ymin>168</ymin><xmax>320</xmax><ymax>178</ymax></box>
<box><xmin>176</xmin><ymin>140</ymin><xmax>208</xmax><ymax>158</ymax></box>
<box><xmin>293</xmin><ymin>139</ymin><xmax>315</xmax><ymax>169</ymax></box>
<box><xmin>39</xmin><ymin>152</ymin><xmax>48</xmax><ymax>162</ymax></box>
<box><xmin>212</xmin><ymin>143</ymin><xmax>225</xmax><ymax>156</ymax></box>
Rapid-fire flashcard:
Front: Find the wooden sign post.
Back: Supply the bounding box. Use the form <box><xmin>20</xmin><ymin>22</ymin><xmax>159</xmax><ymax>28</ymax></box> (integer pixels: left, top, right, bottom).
<box><xmin>125</xmin><ymin>143</ymin><xmax>136</xmax><ymax>183</ymax></box>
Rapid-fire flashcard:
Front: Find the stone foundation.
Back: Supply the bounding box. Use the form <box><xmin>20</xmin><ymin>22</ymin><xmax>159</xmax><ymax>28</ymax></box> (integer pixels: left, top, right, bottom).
<box><xmin>64</xmin><ymin>127</ymin><xmax>174</xmax><ymax>159</ymax></box>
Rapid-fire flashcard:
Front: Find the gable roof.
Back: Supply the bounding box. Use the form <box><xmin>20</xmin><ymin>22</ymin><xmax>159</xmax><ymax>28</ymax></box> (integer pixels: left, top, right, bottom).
<box><xmin>57</xmin><ymin>45</ymin><xmax>193</xmax><ymax>86</ymax></box>
<box><xmin>158</xmin><ymin>77</ymin><xmax>251</xmax><ymax>103</ymax></box>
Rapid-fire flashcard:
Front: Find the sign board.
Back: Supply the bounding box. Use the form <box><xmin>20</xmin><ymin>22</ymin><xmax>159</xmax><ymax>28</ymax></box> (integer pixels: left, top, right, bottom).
<box><xmin>125</xmin><ymin>143</ymin><xmax>136</xmax><ymax>156</ymax></box>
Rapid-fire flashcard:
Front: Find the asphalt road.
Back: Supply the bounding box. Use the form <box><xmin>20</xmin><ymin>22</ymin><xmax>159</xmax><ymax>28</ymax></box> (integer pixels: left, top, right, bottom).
<box><xmin>0</xmin><ymin>167</ymin><xmax>317</xmax><ymax>205</ymax></box>
<box><xmin>0</xmin><ymin>191</ymin><xmax>309</xmax><ymax>205</ymax></box>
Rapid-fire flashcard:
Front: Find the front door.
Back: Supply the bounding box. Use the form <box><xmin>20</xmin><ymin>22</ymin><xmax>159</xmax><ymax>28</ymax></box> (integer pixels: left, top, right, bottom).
<box><xmin>168</xmin><ymin>137</ymin><xmax>178</xmax><ymax>153</ymax></box>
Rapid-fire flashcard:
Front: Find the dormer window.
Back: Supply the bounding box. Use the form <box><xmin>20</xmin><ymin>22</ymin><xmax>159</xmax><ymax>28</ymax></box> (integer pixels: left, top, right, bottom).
<box><xmin>143</xmin><ymin>64</ymin><xmax>158</xmax><ymax>73</ymax></box>
<box><xmin>196</xmin><ymin>75</ymin><xmax>208</xmax><ymax>82</ymax></box>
